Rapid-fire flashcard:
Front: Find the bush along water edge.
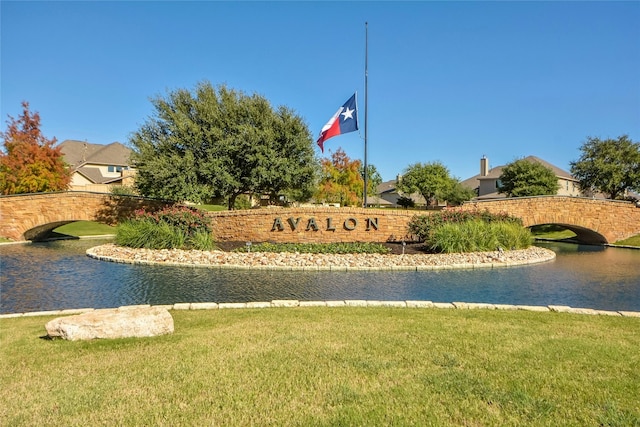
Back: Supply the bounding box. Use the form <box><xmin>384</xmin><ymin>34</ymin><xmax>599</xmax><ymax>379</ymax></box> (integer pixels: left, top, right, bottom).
<box><xmin>115</xmin><ymin>206</ymin><xmax>215</xmax><ymax>250</ymax></box>
<box><xmin>408</xmin><ymin>209</ymin><xmax>532</xmax><ymax>253</ymax></box>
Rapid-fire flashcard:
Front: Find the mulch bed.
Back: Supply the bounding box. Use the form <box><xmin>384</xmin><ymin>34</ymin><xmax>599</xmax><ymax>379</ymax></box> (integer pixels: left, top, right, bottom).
<box><xmin>215</xmin><ymin>241</ymin><xmax>430</xmax><ymax>255</ymax></box>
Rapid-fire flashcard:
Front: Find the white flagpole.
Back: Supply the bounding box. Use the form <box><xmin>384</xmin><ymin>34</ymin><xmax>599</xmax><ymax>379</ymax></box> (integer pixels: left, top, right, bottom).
<box><xmin>363</xmin><ymin>21</ymin><xmax>369</xmax><ymax>208</ymax></box>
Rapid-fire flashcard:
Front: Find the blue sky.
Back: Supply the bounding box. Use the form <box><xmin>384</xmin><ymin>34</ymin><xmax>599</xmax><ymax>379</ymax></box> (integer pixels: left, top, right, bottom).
<box><xmin>2</xmin><ymin>1</ymin><xmax>639</xmax><ymax>182</ymax></box>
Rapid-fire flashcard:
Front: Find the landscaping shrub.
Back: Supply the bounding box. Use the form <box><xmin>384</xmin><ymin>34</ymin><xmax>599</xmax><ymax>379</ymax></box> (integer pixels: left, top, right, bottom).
<box><xmin>233</xmin><ymin>242</ymin><xmax>391</xmax><ymax>254</ymax></box>
<box><xmin>133</xmin><ymin>206</ymin><xmax>212</xmax><ymax>235</ymax></box>
<box><xmin>190</xmin><ymin>230</ymin><xmax>216</xmax><ymax>251</ymax></box>
<box><xmin>408</xmin><ymin>209</ymin><xmax>523</xmax><ymax>242</ymax></box>
<box><xmin>116</xmin><ymin>206</ymin><xmax>215</xmax><ymax>250</ymax></box>
<box><xmin>429</xmin><ymin>220</ymin><xmax>532</xmax><ymax>253</ymax></box>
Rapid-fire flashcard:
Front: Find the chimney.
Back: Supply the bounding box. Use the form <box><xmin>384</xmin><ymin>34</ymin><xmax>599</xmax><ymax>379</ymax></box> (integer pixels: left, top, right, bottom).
<box><xmin>480</xmin><ymin>155</ymin><xmax>489</xmax><ymax>177</ymax></box>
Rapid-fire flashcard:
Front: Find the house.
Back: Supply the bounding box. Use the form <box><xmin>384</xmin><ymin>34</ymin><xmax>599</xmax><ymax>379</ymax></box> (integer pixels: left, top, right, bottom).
<box><xmin>365</xmin><ymin>176</ymin><xmax>428</xmax><ymax>208</ymax></box>
<box><xmin>461</xmin><ymin>155</ymin><xmax>582</xmax><ymax>200</ymax></box>
<box><xmin>59</xmin><ymin>140</ymin><xmax>135</xmax><ymax>193</ymax></box>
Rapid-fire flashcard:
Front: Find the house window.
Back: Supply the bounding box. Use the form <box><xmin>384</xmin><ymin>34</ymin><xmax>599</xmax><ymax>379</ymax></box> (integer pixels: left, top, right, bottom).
<box><xmin>108</xmin><ymin>166</ymin><xmax>128</xmax><ymax>173</ymax></box>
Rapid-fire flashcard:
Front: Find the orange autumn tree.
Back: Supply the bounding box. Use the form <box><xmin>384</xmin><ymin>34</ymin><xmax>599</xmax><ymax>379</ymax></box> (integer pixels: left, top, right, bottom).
<box><xmin>0</xmin><ymin>102</ymin><xmax>71</xmax><ymax>194</ymax></box>
<box><xmin>316</xmin><ymin>148</ymin><xmax>363</xmax><ymax>207</ymax></box>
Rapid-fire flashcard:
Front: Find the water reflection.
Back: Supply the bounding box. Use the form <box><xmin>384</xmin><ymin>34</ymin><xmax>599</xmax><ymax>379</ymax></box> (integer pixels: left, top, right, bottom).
<box><xmin>1</xmin><ymin>240</ymin><xmax>639</xmax><ymax>314</ymax></box>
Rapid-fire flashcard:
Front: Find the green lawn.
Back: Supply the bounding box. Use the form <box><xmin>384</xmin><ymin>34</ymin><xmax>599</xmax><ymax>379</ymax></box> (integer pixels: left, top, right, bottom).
<box><xmin>612</xmin><ymin>234</ymin><xmax>640</xmax><ymax>247</ymax></box>
<box><xmin>195</xmin><ymin>204</ymin><xmax>227</xmax><ymax>211</ymax></box>
<box><xmin>1</xmin><ymin>308</ymin><xmax>638</xmax><ymax>426</ymax></box>
<box><xmin>529</xmin><ymin>224</ymin><xmax>576</xmax><ymax>240</ymax></box>
<box><xmin>53</xmin><ymin>221</ymin><xmax>115</xmax><ymax>236</ymax></box>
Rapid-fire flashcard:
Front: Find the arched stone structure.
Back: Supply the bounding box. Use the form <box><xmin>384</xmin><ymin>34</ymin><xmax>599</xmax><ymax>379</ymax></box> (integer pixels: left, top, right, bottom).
<box><xmin>2</xmin><ymin>193</ymin><xmax>638</xmax><ymax>245</ymax></box>
<box><xmin>0</xmin><ymin>192</ymin><xmax>171</xmax><ymax>241</ymax></box>
<box><xmin>455</xmin><ymin>196</ymin><xmax>640</xmax><ymax>244</ymax></box>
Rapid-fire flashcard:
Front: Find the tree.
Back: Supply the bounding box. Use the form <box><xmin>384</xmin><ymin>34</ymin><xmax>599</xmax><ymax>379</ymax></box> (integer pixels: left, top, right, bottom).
<box><xmin>396</xmin><ymin>161</ymin><xmax>459</xmax><ymax>207</ymax></box>
<box><xmin>498</xmin><ymin>158</ymin><xmax>560</xmax><ymax>197</ymax></box>
<box><xmin>315</xmin><ymin>148</ymin><xmax>363</xmax><ymax>206</ymax></box>
<box><xmin>359</xmin><ymin>163</ymin><xmax>382</xmax><ymax>202</ymax></box>
<box><xmin>396</xmin><ymin>195</ymin><xmax>415</xmax><ymax>209</ymax></box>
<box><xmin>570</xmin><ymin>135</ymin><xmax>640</xmax><ymax>200</ymax></box>
<box><xmin>443</xmin><ymin>181</ymin><xmax>476</xmax><ymax>206</ymax></box>
<box><xmin>0</xmin><ymin>102</ymin><xmax>71</xmax><ymax>195</ymax></box>
<box><xmin>130</xmin><ymin>82</ymin><xmax>317</xmax><ymax>209</ymax></box>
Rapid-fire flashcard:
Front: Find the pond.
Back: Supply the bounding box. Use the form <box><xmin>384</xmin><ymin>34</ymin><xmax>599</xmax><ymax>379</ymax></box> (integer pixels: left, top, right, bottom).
<box><xmin>1</xmin><ymin>239</ymin><xmax>639</xmax><ymax>314</ymax></box>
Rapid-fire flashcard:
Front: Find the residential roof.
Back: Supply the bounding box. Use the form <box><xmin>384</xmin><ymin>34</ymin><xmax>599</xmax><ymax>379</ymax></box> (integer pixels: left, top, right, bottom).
<box><xmin>377</xmin><ymin>179</ymin><xmax>399</xmax><ymax>195</ymax></box>
<box><xmin>461</xmin><ymin>155</ymin><xmax>577</xmax><ymax>191</ymax></box>
<box><xmin>59</xmin><ymin>140</ymin><xmax>132</xmax><ymax>169</ymax></box>
<box><xmin>375</xmin><ymin>179</ymin><xmax>427</xmax><ymax>205</ymax></box>
<box><xmin>75</xmin><ymin>166</ymin><xmax>127</xmax><ymax>185</ymax></box>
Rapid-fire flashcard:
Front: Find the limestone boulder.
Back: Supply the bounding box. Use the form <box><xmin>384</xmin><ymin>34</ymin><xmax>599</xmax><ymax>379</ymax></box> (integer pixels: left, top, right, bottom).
<box><xmin>45</xmin><ymin>306</ymin><xmax>174</xmax><ymax>341</ymax></box>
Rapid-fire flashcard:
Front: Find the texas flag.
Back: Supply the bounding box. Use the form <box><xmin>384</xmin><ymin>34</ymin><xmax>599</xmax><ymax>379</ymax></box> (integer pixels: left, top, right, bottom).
<box><xmin>316</xmin><ymin>93</ymin><xmax>359</xmax><ymax>152</ymax></box>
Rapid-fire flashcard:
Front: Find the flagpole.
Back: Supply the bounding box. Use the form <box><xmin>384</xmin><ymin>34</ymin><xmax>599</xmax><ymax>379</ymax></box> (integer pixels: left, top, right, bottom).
<box><xmin>363</xmin><ymin>21</ymin><xmax>369</xmax><ymax>208</ymax></box>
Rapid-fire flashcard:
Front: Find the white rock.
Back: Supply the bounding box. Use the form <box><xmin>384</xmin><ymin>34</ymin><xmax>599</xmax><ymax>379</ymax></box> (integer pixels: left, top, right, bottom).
<box><xmin>45</xmin><ymin>306</ymin><xmax>174</xmax><ymax>341</ymax></box>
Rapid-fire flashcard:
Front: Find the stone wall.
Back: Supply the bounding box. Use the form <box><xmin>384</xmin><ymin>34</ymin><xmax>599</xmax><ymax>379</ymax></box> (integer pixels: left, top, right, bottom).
<box><xmin>0</xmin><ymin>192</ymin><xmax>171</xmax><ymax>241</ymax></box>
<box><xmin>207</xmin><ymin>207</ymin><xmax>419</xmax><ymax>243</ymax></box>
<box><xmin>457</xmin><ymin>196</ymin><xmax>640</xmax><ymax>244</ymax></box>
<box><xmin>2</xmin><ymin>193</ymin><xmax>638</xmax><ymax>244</ymax></box>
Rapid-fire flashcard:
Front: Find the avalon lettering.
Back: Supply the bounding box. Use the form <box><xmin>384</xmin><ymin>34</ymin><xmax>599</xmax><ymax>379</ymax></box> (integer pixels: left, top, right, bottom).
<box><xmin>271</xmin><ymin>217</ymin><xmax>379</xmax><ymax>233</ymax></box>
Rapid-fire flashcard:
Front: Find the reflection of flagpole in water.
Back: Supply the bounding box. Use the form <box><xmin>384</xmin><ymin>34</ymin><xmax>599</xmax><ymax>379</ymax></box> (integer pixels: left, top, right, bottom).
<box><xmin>363</xmin><ymin>21</ymin><xmax>368</xmax><ymax>208</ymax></box>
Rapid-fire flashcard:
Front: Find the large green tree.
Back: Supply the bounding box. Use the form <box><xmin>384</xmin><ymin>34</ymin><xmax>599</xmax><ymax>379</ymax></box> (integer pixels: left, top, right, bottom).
<box><xmin>396</xmin><ymin>161</ymin><xmax>470</xmax><ymax>207</ymax></box>
<box><xmin>570</xmin><ymin>135</ymin><xmax>640</xmax><ymax>200</ymax></box>
<box><xmin>130</xmin><ymin>82</ymin><xmax>318</xmax><ymax>209</ymax></box>
<box><xmin>0</xmin><ymin>102</ymin><xmax>71</xmax><ymax>195</ymax></box>
<box><xmin>498</xmin><ymin>158</ymin><xmax>560</xmax><ymax>197</ymax></box>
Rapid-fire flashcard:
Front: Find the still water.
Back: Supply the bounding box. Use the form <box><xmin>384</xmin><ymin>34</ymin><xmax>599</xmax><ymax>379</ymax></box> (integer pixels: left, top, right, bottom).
<box><xmin>1</xmin><ymin>239</ymin><xmax>639</xmax><ymax>314</ymax></box>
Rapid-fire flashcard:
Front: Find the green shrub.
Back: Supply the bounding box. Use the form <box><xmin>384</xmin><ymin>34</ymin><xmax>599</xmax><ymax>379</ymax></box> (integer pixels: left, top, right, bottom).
<box><xmin>408</xmin><ymin>209</ymin><xmax>523</xmax><ymax>242</ymax></box>
<box><xmin>115</xmin><ymin>219</ymin><xmax>187</xmax><ymax>249</ymax></box>
<box><xmin>116</xmin><ymin>206</ymin><xmax>215</xmax><ymax>250</ymax></box>
<box><xmin>190</xmin><ymin>230</ymin><xmax>216</xmax><ymax>251</ymax></box>
<box><xmin>234</xmin><ymin>194</ymin><xmax>253</xmax><ymax>210</ymax></box>
<box><xmin>493</xmin><ymin>221</ymin><xmax>533</xmax><ymax>250</ymax></box>
<box><xmin>233</xmin><ymin>242</ymin><xmax>391</xmax><ymax>254</ymax></box>
<box><xmin>133</xmin><ymin>206</ymin><xmax>212</xmax><ymax>236</ymax></box>
<box><xmin>110</xmin><ymin>185</ymin><xmax>137</xmax><ymax>196</ymax></box>
<box><xmin>429</xmin><ymin>220</ymin><xmax>532</xmax><ymax>253</ymax></box>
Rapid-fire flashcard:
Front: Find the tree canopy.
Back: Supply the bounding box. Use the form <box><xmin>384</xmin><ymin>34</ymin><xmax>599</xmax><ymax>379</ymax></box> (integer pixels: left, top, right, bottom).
<box><xmin>130</xmin><ymin>82</ymin><xmax>318</xmax><ymax>209</ymax></box>
<box><xmin>315</xmin><ymin>148</ymin><xmax>363</xmax><ymax>207</ymax></box>
<box><xmin>570</xmin><ymin>135</ymin><xmax>640</xmax><ymax>200</ymax></box>
<box><xmin>498</xmin><ymin>158</ymin><xmax>560</xmax><ymax>197</ymax></box>
<box><xmin>360</xmin><ymin>164</ymin><xmax>382</xmax><ymax>203</ymax></box>
<box><xmin>396</xmin><ymin>161</ymin><xmax>470</xmax><ymax>207</ymax></box>
<box><xmin>0</xmin><ymin>102</ymin><xmax>71</xmax><ymax>195</ymax></box>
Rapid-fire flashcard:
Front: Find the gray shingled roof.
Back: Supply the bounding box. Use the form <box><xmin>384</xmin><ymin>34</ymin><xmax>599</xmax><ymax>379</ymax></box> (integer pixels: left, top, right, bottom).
<box><xmin>461</xmin><ymin>155</ymin><xmax>577</xmax><ymax>191</ymax></box>
<box><xmin>59</xmin><ymin>140</ymin><xmax>132</xmax><ymax>169</ymax></box>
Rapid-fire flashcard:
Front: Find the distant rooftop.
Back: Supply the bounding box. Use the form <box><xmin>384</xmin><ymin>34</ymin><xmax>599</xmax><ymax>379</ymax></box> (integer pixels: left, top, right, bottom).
<box><xmin>59</xmin><ymin>140</ymin><xmax>132</xmax><ymax>169</ymax></box>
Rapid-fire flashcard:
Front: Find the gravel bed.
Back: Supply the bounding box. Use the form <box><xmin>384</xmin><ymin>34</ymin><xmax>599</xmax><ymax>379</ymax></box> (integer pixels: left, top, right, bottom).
<box><xmin>86</xmin><ymin>244</ymin><xmax>556</xmax><ymax>270</ymax></box>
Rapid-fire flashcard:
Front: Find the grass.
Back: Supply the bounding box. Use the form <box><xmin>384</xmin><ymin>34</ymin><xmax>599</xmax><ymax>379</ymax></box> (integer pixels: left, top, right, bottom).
<box><xmin>1</xmin><ymin>308</ymin><xmax>639</xmax><ymax>426</ymax></box>
<box><xmin>612</xmin><ymin>234</ymin><xmax>640</xmax><ymax>247</ymax></box>
<box><xmin>530</xmin><ymin>224</ymin><xmax>577</xmax><ymax>240</ymax></box>
<box><xmin>53</xmin><ymin>221</ymin><xmax>115</xmax><ymax>236</ymax></box>
<box><xmin>196</xmin><ymin>204</ymin><xmax>227</xmax><ymax>211</ymax></box>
